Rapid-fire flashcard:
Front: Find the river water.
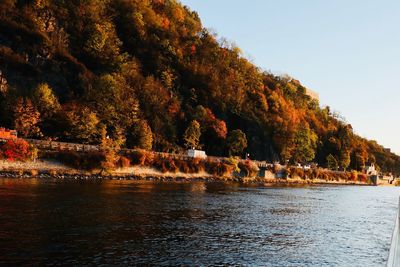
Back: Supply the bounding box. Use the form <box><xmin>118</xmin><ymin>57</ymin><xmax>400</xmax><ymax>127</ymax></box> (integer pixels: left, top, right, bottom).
<box><xmin>0</xmin><ymin>178</ymin><xmax>398</xmax><ymax>266</ymax></box>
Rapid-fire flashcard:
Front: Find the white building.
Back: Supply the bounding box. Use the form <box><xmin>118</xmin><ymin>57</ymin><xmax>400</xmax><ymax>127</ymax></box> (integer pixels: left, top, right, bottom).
<box><xmin>365</xmin><ymin>163</ymin><xmax>378</xmax><ymax>176</ymax></box>
<box><xmin>187</xmin><ymin>149</ymin><xmax>207</xmax><ymax>159</ymax></box>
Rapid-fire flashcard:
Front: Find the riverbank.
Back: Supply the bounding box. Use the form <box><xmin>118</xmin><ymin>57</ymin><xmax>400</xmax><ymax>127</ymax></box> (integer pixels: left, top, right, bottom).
<box><xmin>0</xmin><ymin>159</ymin><xmax>383</xmax><ymax>186</ymax></box>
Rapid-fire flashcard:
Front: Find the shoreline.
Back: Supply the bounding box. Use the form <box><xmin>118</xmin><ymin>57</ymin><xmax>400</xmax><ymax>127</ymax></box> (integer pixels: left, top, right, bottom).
<box><xmin>0</xmin><ymin>169</ymin><xmax>376</xmax><ymax>186</ymax></box>
<box><xmin>0</xmin><ymin>159</ymin><xmax>385</xmax><ymax>186</ymax></box>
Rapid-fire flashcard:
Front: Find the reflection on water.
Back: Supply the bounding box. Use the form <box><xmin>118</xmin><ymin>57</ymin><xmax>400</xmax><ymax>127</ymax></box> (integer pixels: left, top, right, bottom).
<box><xmin>0</xmin><ymin>178</ymin><xmax>398</xmax><ymax>266</ymax></box>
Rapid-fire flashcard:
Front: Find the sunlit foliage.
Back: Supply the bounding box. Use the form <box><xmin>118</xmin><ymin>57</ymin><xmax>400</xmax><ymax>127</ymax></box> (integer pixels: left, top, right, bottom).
<box><xmin>0</xmin><ymin>0</ymin><xmax>399</xmax><ymax>174</ymax></box>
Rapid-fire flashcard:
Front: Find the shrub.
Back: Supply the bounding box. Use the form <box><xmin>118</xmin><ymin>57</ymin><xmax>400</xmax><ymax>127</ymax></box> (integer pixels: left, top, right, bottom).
<box><xmin>153</xmin><ymin>157</ymin><xmax>179</xmax><ymax>173</ymax></box>
<box><xmin>219</xmin><ymin>162</ymin><xmax>234</xmax><ymax>177</ymax></box>
<box><xmin>223</xmin><ymin>157</ymin><xmax>240</xmax><ymax>173</ymax></box>
<box><xmin>0</xmin><ymin>139</ymin><xmax>33</xmax><ymax>161</ymax></box>
<box><xmin>128</xmin><ymin>149</ymin><xmax>154</xmax><ymax>166</ymax></box>
<box><xmin>266</xmin><ymin>164</ymin><xmax>274</xmax><ymax>173</ymax></box>
<box><xmin>311</xmin><ymin>168</ymin><xmax>320</xmax><ymax>179</ymax></box>
<box><xmin>320</xmin><ymin>171</ymin><xmax>329</xmax><ymax>180</ymax></box>
<box><xmin>304</xmin><ymin>169</ymin><xmax>313</xmax><ymax>179</ymax></box>
<box><xmin>51</xmin><ymin>150</ymin><xmax>103</xmax><ymax>170</ymax></box>
<box><xmin>281</xmin><ymin>167</ymin><xmax>289</xmax><ymax>179</ymax></box>
<box><xmin>187</xmin><ymin>158</ymin><xmax>205</xmax><ymax>173</ymax></box>
<box><xmin>350</xmin><ymin>171</ymin><xmax>358</xmax><ymax>181</ymax></box>
<box><xmin>204</xmin><ymin>160</ymin><xmax>232</xmax><ymax>177</ymax></box>
<box><xmin>358</xmin><ymin>173</ymin><xmax>367</xmax><ymax>182</ymax></box>
<box><xmin>290</xmin><ymin>167</ymin><xmax>304</xmax><ymax>179</ymax></box>
<box><xmin>238</xmin><ymin>160</ymin><xmax>259</xmax><ymax>177</ymax></box>
<box><xmin>273</xmin><ymin>164</ymin><xmax>281</xmax><ymax>174</ymax></box>
<box><xmin>175</xmin><ymin>159</ymin><xmax>190</xmax><ymax>173</ymax></box>
<box><xmin>117</xmin><ymin>156</ymin><xmax>131</xmax><ymax>168</ymax></box>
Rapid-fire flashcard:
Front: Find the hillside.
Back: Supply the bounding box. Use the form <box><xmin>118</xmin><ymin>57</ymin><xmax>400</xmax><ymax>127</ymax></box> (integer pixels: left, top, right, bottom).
<box><xmin>0</xmin><ymin>0</ymin><xmax>399</xmax><ymax>174</ymax></box>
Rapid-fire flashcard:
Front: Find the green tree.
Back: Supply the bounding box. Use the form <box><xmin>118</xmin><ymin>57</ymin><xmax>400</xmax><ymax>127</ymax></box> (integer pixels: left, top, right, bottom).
<box><xmin>292</xmin><ymin>124</ymin><xmax>317</xmax><ymax>163</ymax></box>
<box><xmin>183</xmin><ymin>120</ymin><xmax>201</xmax><ymax>149</ymax></box>
<box><xmin>33</xmin><ymin>83</ymin><xmax>60</xmax><ymax>118</ymax></box>
<box><xmin>84</xmin><ymin>21</ymin><xmax>123</xmax><ymax>69</ymax></box>
<box><xmin>62</xmin><ymin>104</ymin><xmax>100</xmax><ymax>144</ymax></box>
<box><xmin>127</xmin><ymin>120</ymin><xmax>153</xmax><ymax>150</ymax></box>
<box><xmin>91</xmin><ymin>74</ymin><xmax>139</xmax><ymax>130</ymax></box>
<box><xmin>326</xmin><ymin>154</ymin><xmax>338</xmax><ymax>170</ymax></box>
<box><xmin>13</xmin><ymin>98</ymin><xmax>42</xmax><ymax>138</ymax></box>
<box><xmin>227</xmin><ymin>129</ymin><xmax>247</xmax><ymax>156</ymax></box>
<box><xmin>340</xmin><ymin>149</ymin><xmax>351</xmax><ymax>171</ymax></box>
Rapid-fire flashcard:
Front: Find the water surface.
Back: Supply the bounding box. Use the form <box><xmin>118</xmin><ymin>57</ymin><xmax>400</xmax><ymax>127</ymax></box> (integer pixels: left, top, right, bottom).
<box><xmin>0</xmin><ymin>178</ymin><xmax>398</xmax><ymax>266</ymax></box>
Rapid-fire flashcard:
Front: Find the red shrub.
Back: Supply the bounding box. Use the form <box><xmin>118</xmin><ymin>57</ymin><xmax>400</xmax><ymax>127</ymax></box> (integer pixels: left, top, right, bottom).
<box><xmin>118</xmin><ymin>156</ymin><xmax>131</xmax><ymax>168</ymax></box>
<box><xmin>128</xmin><ymin>150</ymin><xmax>154</xmax><ymax>166</ymax></box>
<box><xmin>0</xmin><ymin>139</ymin><xmax>32</xmax><ymax>161</ymax></box>
<box><xmin>350</xmin><ymin>171</ymin><xmax>358</xmax><ymax>181</ymax></box>
<box><xmin>358</xmin><ymin>173</ymin><xmax>367</xmax><ymax>182</ymax></box>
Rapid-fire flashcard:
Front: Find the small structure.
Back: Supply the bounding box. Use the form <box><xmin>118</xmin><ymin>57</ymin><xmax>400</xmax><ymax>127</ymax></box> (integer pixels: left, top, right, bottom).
<box><xmin>187</xmin><ymin>149</ymin><xmax>207</xmax><ymax>159</ymax></box>
<box><xmin>365</xmin><ymin>163</ymin><xmax>377</xmax><ymax>176</ymax></box>
<box><xmin>0</xmin><ymin>128</ymin><xmax>17</xmax><ymax>141</ymax></box>
<box><xmin>365</xmin><ymin>163</ymin><xmax>378</xmax><ymax>185</ymax></box>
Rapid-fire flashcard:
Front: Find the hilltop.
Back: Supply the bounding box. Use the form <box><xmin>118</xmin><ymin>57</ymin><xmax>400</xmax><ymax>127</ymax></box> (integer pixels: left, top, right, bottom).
<box><xmin>0</xmin><ymin>0</ymin><xmax>399</xmax><ymax>174</ymax></box>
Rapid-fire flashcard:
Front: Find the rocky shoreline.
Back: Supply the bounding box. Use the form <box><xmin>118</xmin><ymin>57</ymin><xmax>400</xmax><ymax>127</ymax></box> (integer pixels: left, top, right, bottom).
<box><xmin>0</xmin><ymin>169</ymin><xmax>374</xmax><ymax>186</ymax></box>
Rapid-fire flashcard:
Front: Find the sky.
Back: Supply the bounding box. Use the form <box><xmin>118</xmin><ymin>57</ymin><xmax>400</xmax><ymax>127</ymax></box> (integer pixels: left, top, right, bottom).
<box><xmin>180</xmin><ymin>0</ymin><xmax>400</xmax><ymax>154</ymax></box>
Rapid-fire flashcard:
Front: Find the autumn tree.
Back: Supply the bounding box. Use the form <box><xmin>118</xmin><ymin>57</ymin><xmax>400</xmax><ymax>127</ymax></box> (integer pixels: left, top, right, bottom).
<box><xmin>192</xmin><ymin>105</ymin><xmax>227</xmax><ymax>154</ymax></box>
<box><xmin>2</xmin><ymin>0</ymin><xmax>400</xmax><ymax>175</ymax></box>
<box><xmin>183</xmin><ymin>120</ymin><xmax>201</xmax><ymax>149</ymax></box>
<box><xmin>13</xmin><ymin>98</ymin><xmax>42</xmax><ymax>138</ymax></box>
<box><xmin>99</xmin><ymin>127</ymin><xmax>120</xmax><ymax>172</ymax></box>
<box><xmin>227</xmin><ymin>129</ymin><xmax>247</xmax><ymax>156</ymax></box>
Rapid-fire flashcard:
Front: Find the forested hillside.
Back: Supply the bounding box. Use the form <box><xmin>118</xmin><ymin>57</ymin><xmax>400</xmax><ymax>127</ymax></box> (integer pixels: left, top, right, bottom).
<box><xmin>0</xmin><ymin>0</ymin><xmax>399</xmax><ymax>174</ymax></box>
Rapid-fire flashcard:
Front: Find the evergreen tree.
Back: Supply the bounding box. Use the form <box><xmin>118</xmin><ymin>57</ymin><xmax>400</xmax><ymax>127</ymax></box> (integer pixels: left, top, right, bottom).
<box><xmin>127</xmin><ymin>120</ymin><xmax>153</xmax><ymax>150</ymax></box>
<box><xmin>292</xmin><ymin>124</ymin><xmax>317</xmax><ymax>163</ymax></box>
<box><xmin>227</xmin><ymin>129</ymin><xmax>247</xmax><ymax>156</ymax></box>
<box><xmin>340</xmin><ymin>149</ymin><xmax>351</xmax><ymax>171</ymax></box>
<box><xmin>326</xmin><ymin>154</ymin><xmax>338</xmax><ymax>170</ymax></box>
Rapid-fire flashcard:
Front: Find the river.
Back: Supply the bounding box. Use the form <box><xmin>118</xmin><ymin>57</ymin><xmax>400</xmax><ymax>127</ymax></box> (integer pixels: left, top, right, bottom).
<box><xmin>0</xmin><ymin>178</ymin><xmax>398</xmax><ymax>266</ymax></box>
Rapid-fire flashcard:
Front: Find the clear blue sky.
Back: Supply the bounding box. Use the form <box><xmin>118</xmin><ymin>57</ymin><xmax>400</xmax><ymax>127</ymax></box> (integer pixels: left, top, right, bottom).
<box><xmin>180</xmin><ymin>0</ymin><xmax>400</xmax><ymax>154</ymax></box>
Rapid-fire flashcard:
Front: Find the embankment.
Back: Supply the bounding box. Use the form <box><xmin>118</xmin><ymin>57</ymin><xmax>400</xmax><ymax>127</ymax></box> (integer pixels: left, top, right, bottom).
<box><xmin>0</xmin><ymin>158</ymin><xmax>379</xmax><ymax>186</ymax></box>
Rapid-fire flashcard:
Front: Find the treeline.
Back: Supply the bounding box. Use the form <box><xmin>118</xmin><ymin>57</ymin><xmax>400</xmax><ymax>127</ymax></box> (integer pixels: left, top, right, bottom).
<box><xmin>0</xmin><ymin>0</ymin><xmax>399</xmax><ymax>174</ymax></box>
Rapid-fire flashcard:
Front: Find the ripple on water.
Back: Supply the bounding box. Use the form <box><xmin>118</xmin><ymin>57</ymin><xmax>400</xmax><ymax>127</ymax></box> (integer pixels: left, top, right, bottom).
<box><xmin>0</xmin><ymin>180</ymin><xmax>398</xmax><ymax>266</ymax></box>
